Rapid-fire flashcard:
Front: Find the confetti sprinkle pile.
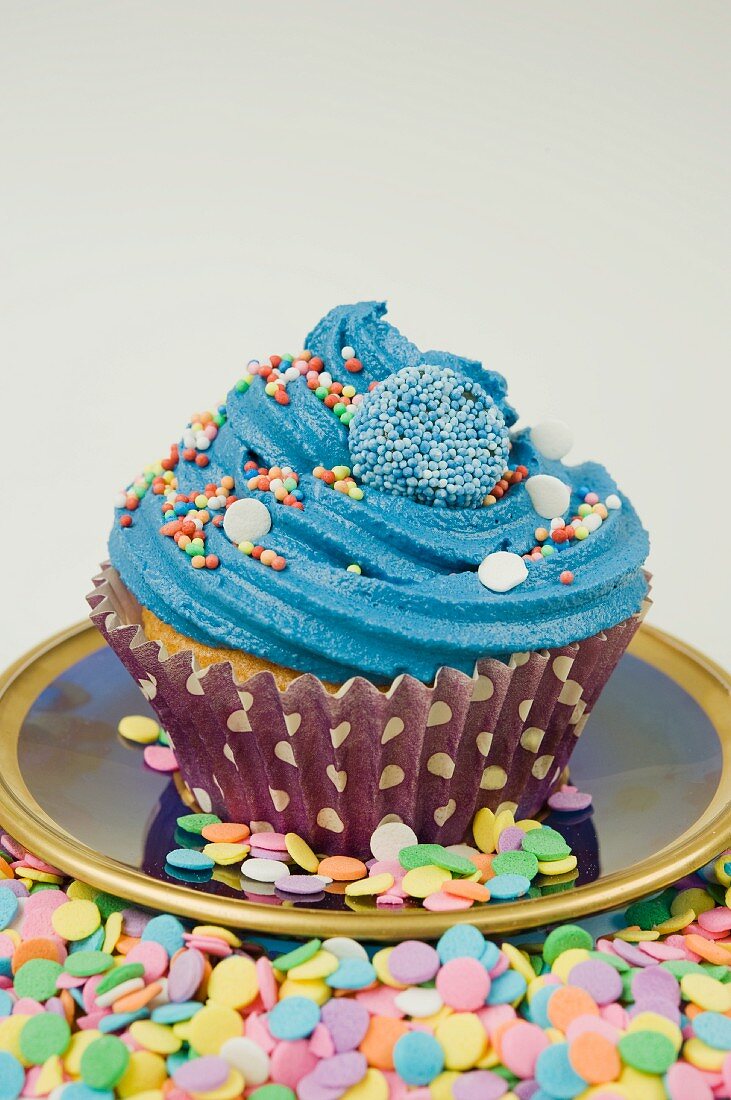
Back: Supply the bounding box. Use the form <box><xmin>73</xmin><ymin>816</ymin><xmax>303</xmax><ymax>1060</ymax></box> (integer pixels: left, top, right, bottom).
<box><xmin>2</xmin><ymin>830</ymin><xmax>731</xmax><ymax>1098</ymax></box>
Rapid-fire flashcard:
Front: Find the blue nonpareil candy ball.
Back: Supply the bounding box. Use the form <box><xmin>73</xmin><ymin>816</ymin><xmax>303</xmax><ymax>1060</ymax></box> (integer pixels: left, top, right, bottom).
<box><xmin>348</xmin><ymin>364</ymin><xmax>510</xmax><ymax>508</ymax></box>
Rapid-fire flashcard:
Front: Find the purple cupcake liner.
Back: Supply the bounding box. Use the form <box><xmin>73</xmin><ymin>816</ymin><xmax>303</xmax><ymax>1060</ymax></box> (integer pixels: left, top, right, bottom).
<box><xmin>88</xmin><ymin>564</ymin><xmax>651</xmax><ymax>857</ymax></box>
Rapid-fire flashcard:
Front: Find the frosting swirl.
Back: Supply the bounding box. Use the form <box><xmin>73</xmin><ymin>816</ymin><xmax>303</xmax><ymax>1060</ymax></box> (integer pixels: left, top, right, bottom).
<box><xmin>109</xmin><ymin>302</ymin><xmax>649</xmax><ymax>683</ymax></box>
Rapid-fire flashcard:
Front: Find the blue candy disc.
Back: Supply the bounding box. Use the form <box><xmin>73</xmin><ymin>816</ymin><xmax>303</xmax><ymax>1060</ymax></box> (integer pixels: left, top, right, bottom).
<box><xmin>694</xmin><ymin>1010</ymin><xmax>731</xmax><ymax>1050</ymax></box>
<box><xmin>535</xmin><ymin>1041</ymin><xmax>587</xmax><ymax>1099</ymax></box>
<box><xmin>488</xmin><ymin>873</ymin><xmax>532</xmax><ymax>900</ymax></box>
<box><xmin>165</xmin><ymin>849</ymin><xmax>215</xmax><ymax>871</ymax></box>
<box><xmin>268</xmin><ymin>995</ymin><xmax>321</xmax><ymax>1040</ymax></box>
<box><xmin>0</xmin><ymin>888</ymin><xmax>18</xmax><ymax>932</ymax></box>
<box><xmin>487</xmin><ymin>969</ymin><xmax>528</xmax><ymax>1005</ymax></box>
<box><xmin>437</xmin><ymin>924</ymin><xmax>485</xmax><ymax>963</ymax></box>
<box><xmin>0</xmin><ymin>1051</ymin><xmax>25</xmax><ymax>1100</ymax></box>
<box><xmin>326</xmin><ymin>958</ymin><xmax>377</xmax><ymax>990</ymax></box>
<box><xmin>393</xmin><ymin>1031</ymin><xmax>445</xmax><ymax>1085</ymax></box>
<box><xmin>140</xmin><ymin>913</ymin><xmax>185</xmax><ymax>957</ymax></box>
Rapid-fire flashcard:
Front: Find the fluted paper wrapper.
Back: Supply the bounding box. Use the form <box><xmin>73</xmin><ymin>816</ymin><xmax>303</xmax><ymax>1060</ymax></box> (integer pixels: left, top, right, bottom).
<box><xmin>89</xmin><ymin>564</ymin><xmax>650</xmax><ymax>857</ymax></box>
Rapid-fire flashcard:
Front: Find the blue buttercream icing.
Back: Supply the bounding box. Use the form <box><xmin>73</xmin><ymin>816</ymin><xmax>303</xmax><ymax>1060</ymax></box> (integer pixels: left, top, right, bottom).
<box><xmin>109</xmin><ymin>301</ymin><xmax>650</xmax><ymax>684</ymax></box>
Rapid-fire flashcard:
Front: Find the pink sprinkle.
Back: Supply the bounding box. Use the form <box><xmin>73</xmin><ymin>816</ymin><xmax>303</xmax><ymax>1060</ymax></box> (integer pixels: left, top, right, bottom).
<box><xmin>250</xmin><ymin>832</ymin><xmax>288</xmax><ymax>852</ymax></box>
<box><xmin>256</xmin><ymin>956</ymin><xmax>278</xmax><ymax>1010</ymax></box>
<box><xmin>422</xmin><ymin>891</ymin><xmax>473</xmax><ymax>912</ymax></box>
<box><xmin>143</xmin><ymin>745</ymin><xmax>179</xmax><ymax>772</ymax></box>
<box><xmin>699</xmin><ymin>907</ymin><xmax>731</xmax><ymax>933</ymax></box>
<box><xmin>547</xmin><ymin>784</ymin><xmax>593</xmax><ymax>812</ymax></box>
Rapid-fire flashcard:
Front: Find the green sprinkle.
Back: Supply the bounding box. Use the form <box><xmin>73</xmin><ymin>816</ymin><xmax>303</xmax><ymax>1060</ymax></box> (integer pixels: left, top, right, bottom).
<box><xmin>493</xmin><ymin>850</ymin><xmax>539</xmax><ymax>880</ymax></box>
<box><xmin>399</xmin><ymin>844</ymin><xmax>448</xmax><ymax>871</ymax></box>
<box><xmin>624</xmin><ymin>895</ymin><xmax>673</xmax><ymax>930</ymax></box>
<box><xmin>80</xmin><ymin>1034</ymin><xmax>131</xmax><ymax>1089</ymax></box>
<box><xmin>13</xmin><ymin>958</ymin><xmax>63</xmax><ymax>1002</ymax></box>
<box><xmin>521</xmin><ymin>827</ymin><xmax>572</xmax><ymax>862</ymax></box>
<box><xmin>617</xmin><ymin>1030</ymin><xmax>676</xmax><ymax>1074</ymax></box>
<box><xmin>65</xmin><ymin>951</ymin><xmax>115</xmax><ymax>978</ymax></box>
<box><xmin>273</xmin><ymin>939</ymin><xmax>322</xmax><ymax>972</ymax></box>
<box><xmin>176</xmin><ymin>813</ymin><xmax>221</xmax><ymax>835</ymax></box>
<box><xmin>19</xmin><ymin>1012</ymin><xmax>71</xmax><ymax>1064</ymax></box>
<box><xmin>424</xmin><ymin>846</ymin><xmax>476</xmax><ymax>877</ymax></box>
<box><xmin>249</xmin><ymin>1087</ymin><xmax>297</xmax><ymax>1100</ymax></box>
<box><xmin>543</xmin><ymin>924</ymin><xmax>593</xmax><ymax>966</ymax></box>
<box><xmin>96</xmin><ymin>962</ymin><xmax>145</xmax><ymax>995</ymax></box>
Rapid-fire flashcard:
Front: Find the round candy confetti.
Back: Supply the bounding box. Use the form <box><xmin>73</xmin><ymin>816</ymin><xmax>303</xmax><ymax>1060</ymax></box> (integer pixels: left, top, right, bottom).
<box><xmin>393</xmin><ymin>1030</ymin><xmax>445</xmax><ymax>1085</ymax></box>
<box><xmin>117</xmin><ymin>714</ymin><xmax>160</xmax><ymax>744</ymax></box>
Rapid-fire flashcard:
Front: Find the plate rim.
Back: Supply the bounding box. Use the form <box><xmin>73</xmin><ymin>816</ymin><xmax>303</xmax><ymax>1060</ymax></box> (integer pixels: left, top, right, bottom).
<box><xmin>0</xmin><ymin>620</ymin><xmax>729</xmax><ymax>940</ymax></box>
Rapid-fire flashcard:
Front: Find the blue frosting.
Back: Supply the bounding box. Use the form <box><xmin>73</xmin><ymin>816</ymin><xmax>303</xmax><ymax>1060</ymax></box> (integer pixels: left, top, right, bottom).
<box><xmin>109</xmin><ymin>301</ymin><xmax>650</xmax><ymax>684</ymax></box>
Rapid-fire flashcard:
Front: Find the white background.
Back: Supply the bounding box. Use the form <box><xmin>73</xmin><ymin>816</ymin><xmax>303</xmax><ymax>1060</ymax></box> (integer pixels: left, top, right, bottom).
<box><xmin>2</xmin><ymin>1</ymin><xmax>729</xmax><ymax>670</ymax></box>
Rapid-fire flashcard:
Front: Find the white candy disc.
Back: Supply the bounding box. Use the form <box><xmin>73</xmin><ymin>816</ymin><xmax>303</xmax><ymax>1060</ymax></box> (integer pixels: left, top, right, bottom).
<box><xmin>370</xmin><ymin>821</ymin><xmax>418</xmax><ymax>863</ymax></box>
<box><xmin>531</xmin><ymin>418</ymin><xmax>573</xmax><ymax>460</ymax></box>
<box><xmin>322</xmin><ymin>937</ymin><xmax>369</xmax><ymax>961</ymax></box>
<box><xmin>223</xmin><ymin>498</ymin><xmax>272</xmax><ymax>544</ymax></box>
<box><xmin>478</xmin><ymin>551</ymin><xmax>528</xmax><ymax>593</ymax></box>
<box><xmin>219</xmin><ymin>1037</ymin><xmax>270</xmax><ymax>1085</ymax></box>
<box><xmin>605</xmin><ymin>494</ymin><xmax>622</xmax><ymax>510</ymax></box>
<box><xmin>239</xmin><ymin>858</ymin><xmax>290</xmax><ymax>884</ymax></box>
<box><xmin>525</xmin><ymin>475</ymin><xmax>571</xmax><ymax>520</ymax></box>
<box><xmin>395</xmin><ymin>988</ymin><xmax>444</xmax><ymax>1018</ymax></box>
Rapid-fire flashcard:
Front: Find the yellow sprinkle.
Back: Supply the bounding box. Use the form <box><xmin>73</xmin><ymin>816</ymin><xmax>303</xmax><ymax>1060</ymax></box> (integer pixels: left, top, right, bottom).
<box><xmin>536</xmin><ymin>855</ymin><xmax>577</xmax><ymax>876</ymax></box>
<box><xmin>66</xmin><ymin>881</ymin><xmax>97</xmax><ymax>902</ymax></box>
<box><xmin>118</xmin><ymin>715</ymin><xmax>161</xmax><ymax>744</ymax></box>
<box><xmin>552</xmin><ymin>948</ymin><xmax>590</xmax><ymax>982</ymax></box>
<box><xmin>435</xmin><ymin>1013</ymin><xmax>488</xmax><ymax>1070</ymax></box>
<box><xmin>493</xmin><ymin>809</ymin><xmax>515</xmax><ymax>845</ymax></box>
<box><xmin>613</xmin><ymin>927</ymin><xmax>660</xmax><ymax>943</ymax></box>
<box><xmin>63</xmin><ymin>1030</ymin><xmax>101</xmax><ymax>1075</ymax></box>
<box><xmin>476</xmin><ymin>1045</ymin><xmax>500</xmax><ymax>1069</ymax></box>
<box><xmin>189</xmin><ymin>1069</ymin><xmax>246</xmax><ymax>1100</ymax></box>
<box><xmin>201</xmin><ymin>842</ymin><xmax>250</xmax><ymax>866</ymax></box>
<box><xmin>472</xmin><ymin>807</ymin><xmax>495</xmax><ymax>853</ymax></box>
<box><xmin>514</xmin><ymin>818</ymin><xmax>542</xmax><ymax>833</ymax></box>
<box><xmin>402</xmin><ymin>865</ymin><xmax>452</xmax><ymax>899</ymax></box>
<box><xmin>342</xmin><ymin>1068</ymin><xmax>389</xmax><ymax>1100</ymax></box>
<box><xmin>117</xmin><ymin>1050</ymin><xmax>167</xmax><ymax>1097</ymax></box>
<box><xmin>211</xmin><ymin>867</ymin><xmax>241</xmax><ymax>891</ymax></box>
<box><xmin>627</xmin><ymin>1011</ymin><xmax>682</xmax><ymax>1051</ymax></box>
<box><xmin>1</xmin><ymin>929</ymin><xmax>20</xmax><ymax>947</ymax></box>
<box><xmin>500</xmin><ymin>943</ymin><xmax>535</xmax><ymax>984</ymax></box>
<box><xmin>681</xmin><ymin>972</ymin><xmax>731</xmax><ymax>1012</ymax></box>
<box><xmin>278</xmin><ymin>978</ymin><xmax>331</xmax><ymax>1005</ymax></box>
<box><xmin>714</xmin><ymin>857</ymin><xmax>731</xmax><ymax>887</ymax></box>
<box><xmin>0</xmin><ymin>1015</ymin><xmax>30</xmax><ymax>1064</ymax></box>
<box><xmin>372</xmin><ymin>947</ymin><xmax>407</xmax><ymax>989</ymax></box>
<box><xmin>191</xmin><ymin>926</ymin><xmax>242</xmax><ymax>948</ymax></box>
<box><xmin>206</xmin><ymin>955</ymin><xmax>259</xmax><ymax>1009</ymax></box>
<box><xmin>34</xmin><ymin>1055</ymin><xmax>63</xmax><ymax>1093</ymax></box>
<box><xmin>19</xmin><ymin>869</ymin><xmax>63</xmax><ymax>884</ymax></box>
<box><xmin>418</xmin><ymin>1006</ymin><xmax>454</xmax><ymax>1028</ymax></box>
<box><xmin>683</xmin><ymin>1036</ymin><xmax>726</xmax><ymax>1071</ymax></box>
<box><xmin>128</xmin><ymin>1021</ymin><xmax>182</xmax><ymax>1055</ymax></box>
<box><xmin>672</xmin><ymin>887</ymin><xmax>715</xmax><ymax>915</ymax></box>
<box><xmin>345</xmin><ymin>873</ymin><xmax>394</xmax><ymax>897</ymax></box>
<box><xmin>51</xmin><ymin>898</ymin><xmax>101</xmax><ymax>941</ymax></box>
<box><xmin>288</xmin><ymin>951</ymin><xmax>340</xmax><ymax>981</ymax></box>
<box><xmin>103</xmin><ymin>911</ymin><xmax>123</xmax><ymax>954</ymax></box>
<box><xmin>653</xmin><ymin>910</ymin><xmax>696</xmax><ymax>935</ymax></box>
<box><xmin>187</xmin><ymin>1005</ymin><xmax>244</xmax><ymax>1055</ymax></box>
<box><xmin>285</xmin><ymin>832</ymin><xmax>320</xmax><ymax>873</ymax></box>
<box><xmin>429</xmin><ymin>1071</ymin><xmax>462</xmax><ymax>1100</ymax></box>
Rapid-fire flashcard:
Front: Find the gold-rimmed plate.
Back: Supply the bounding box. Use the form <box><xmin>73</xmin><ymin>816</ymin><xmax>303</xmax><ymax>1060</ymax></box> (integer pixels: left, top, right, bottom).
<box><xmin>0</xmin><ymin>622</ymin><xmax>729</xmax><ymax>941</ymax></box>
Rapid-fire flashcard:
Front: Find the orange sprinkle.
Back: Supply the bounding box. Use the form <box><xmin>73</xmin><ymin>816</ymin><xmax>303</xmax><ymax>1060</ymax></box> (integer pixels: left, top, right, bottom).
<box><xmin>568</xmin><ymin>1031</ymin><xmax>621</xmax><ymax>1085</ymax></box>
<box><xmin>114</xmin><ymin>935</ymin><xmax>140</xmax><ymax>956</ymax></box>
<box><xmin>12</xmin><ymin>937</ymin><xmax>64</xmax><ymax>973</ymax></box>
<box><xmin>492</xmin><ymin>1017</ymin><xmax>521</xmax><ymax>1059</ymax></box>
<box><xmin>359</xmin><ymin>1016</ymin><xmax>409</xmax><ymax>1070</ymax></box>
<box><xmin>468</xmin><ymin>853</ymin><xmax>495</xmax><ymax>882</ymax></box>
<box><xmin>0</xmin><ymin>856</ymin><xmax>14</xmax><ymax>879</ymax></box>
<box><xmin>547</xmin><ymin>985</ymin><xmax>600</xmax><ymax>1032</ymax></box>
<box><xmin>317</xmin><ymin>856</ymin><xmax>368</xmax><ymax>882</ymax></box>
<box><xmin>113</xmin><ymin>980</ymin><xmax>163</xmax><ymax>1014</ymax></box>
<box><xmin>201</xmin><ymin>822</ymin><xmax>251</xmax><ymax>844</ymax></box>
<box><xmin>684</xmin><ymin>934</ymin><xmax>731</xmax><ymax>965</ymax></box>
<box><xmin>443</xmin><ymin>879</ymin><xmax>491</xmax><ymax>903</ymax></box>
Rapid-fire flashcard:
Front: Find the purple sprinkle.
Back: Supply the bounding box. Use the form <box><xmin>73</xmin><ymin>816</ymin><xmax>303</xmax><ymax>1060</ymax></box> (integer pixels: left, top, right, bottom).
<box><xmin>453</xmin><ymin>1070</ymin><xmax>510</xmax><ymax>1099</ymax></box>
<box><xmin>168</xmin><ymin>948</ymin><xmax>205</xmax><ymax>1003</ymax></box>
<box><xmin>0</xmin><ymin>880</ymin><xmax>28</xmax><ymax>898</ymax></box>
<box><xmin>275</xmin><ymin>875</ymin><xmax>331</xmax><ymax>895</ymax></box>
<box><xmin>387</xmin><ymin>941</ymin><xmax>440</xmax><ymax>985</ymax></box>
<box><xmin>313</xmin><ymin>1051</ymin><xmax>368</xmax><ymax>1088</ymax></box>
<box><xmin>249</xmin><ymin>847</ymin><xmax>291</xmax><ymax>862</ymax></box>
<box><xmin>629</xmin><ymin>996</ymin><xmax>682</xmax><ymax>1025</ymax></box>
<box><xmin>121</xmin><ymin>908</ymin><xmax>150</xmax><ymax>936</ymax></box>
<box><xmin>631</xmin><ymin>964</ymin><xmax>681</xmax><ymax>1004</ymax></box>
<box><xmin>567</xmin><ymin>959</ymin><xmax>623</xmax><ymax>1005</ymax></box>
<box><xmin>497</xmin><ymin>827</ymin><xmax>525</xmax><ymax>853</ymax></box>
<box><xmin>609</xmin><ymin>939</ymin><xmax>659</xmax><ymax>967</ymax></box>
<box><xmin>547</xmin><ymin>785</ymin><xmax>593</xmax><ymax>812</ymax></box>
<box><xmin>321</xmin><ymin>998</ymin><xmax>370</xmax><ymax>1053</ymax></box>
<box><xmin>174</xmin><ymin>1055</ymin><xmax>230</xmax><ymax>1091</ymax></box>
<box><xmin>296</xmin><ymin>1078</ymin><xmax>343</xmax><ymax>1100</ymax></box>
<box><xmin>514</xmin><ymin>1082</ymin><xmax>540</xmax><ymax>1100</ymax></box>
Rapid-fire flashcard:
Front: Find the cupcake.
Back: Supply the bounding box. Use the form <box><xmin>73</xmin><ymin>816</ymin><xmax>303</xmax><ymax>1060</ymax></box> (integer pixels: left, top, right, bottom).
<box><xmin>89</xmin><ymin>301</ymin><xmax>650</xmax><ymax>857</ymax></box>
